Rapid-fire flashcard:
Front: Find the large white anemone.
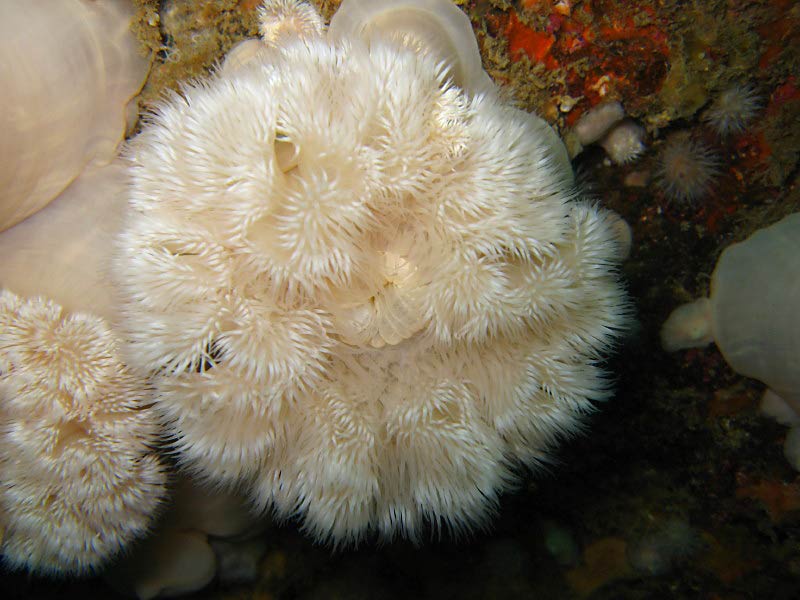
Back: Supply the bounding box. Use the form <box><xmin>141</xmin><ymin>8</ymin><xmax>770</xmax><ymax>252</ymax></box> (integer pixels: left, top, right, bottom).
<box><xmin>115</xmin><ymin>0</ymin><xmax>630</xmax><ymax>544</ymax></box>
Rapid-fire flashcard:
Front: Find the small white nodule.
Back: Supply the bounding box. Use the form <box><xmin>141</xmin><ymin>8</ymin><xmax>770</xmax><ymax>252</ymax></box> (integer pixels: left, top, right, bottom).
<box><xmin>660</xmin><ymin>297</ymin><xmax>714</xmax><ymax>352</ymax></box>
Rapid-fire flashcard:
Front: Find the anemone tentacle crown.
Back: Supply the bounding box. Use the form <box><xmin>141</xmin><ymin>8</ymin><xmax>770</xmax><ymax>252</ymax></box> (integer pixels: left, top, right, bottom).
<box><xmin>0</xmin><ymin>290</ymin><xmax>166</xmax><ymax>574</ymax></box>
<box><xmin>115</xmin><ymin>0</ymin><xmax>630</xmax><ymax>543</ymax></box>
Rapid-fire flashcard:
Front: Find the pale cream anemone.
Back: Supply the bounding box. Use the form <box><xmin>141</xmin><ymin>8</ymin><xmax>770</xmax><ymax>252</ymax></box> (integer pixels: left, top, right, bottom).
<box><xmin>0</xmin><ymin>0</ymin><xmax>148</xmax><ymax>231</ymax></box>
<box><xmin>114</xmin><ymin>0</ymin><xmax>630</xmax><ymax>544</ymax></box>
<box><xmin>107</xmin><ymin>477</ymin><xmax>266</xmax><ymax>600</ymax></box>
<box><xmin>661</xmin><ymin>213</ymin><xmax>800</xmax><ymax>470</ymax></box>
<box><xmin>0</xmin><ymin>1</ymin><xmax>165</xmax><ymax>575</ymax></box>
<box><xmin>0</xmin><ymin>289</ymin><xmax>166</xmax><ymax>575</ymax></box>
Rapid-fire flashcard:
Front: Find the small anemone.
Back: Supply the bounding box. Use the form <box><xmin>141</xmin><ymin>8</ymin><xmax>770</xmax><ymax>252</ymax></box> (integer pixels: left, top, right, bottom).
<box><xmin>600</xmin><ymin>119</ymin><xmax>646</xmax><ymax>165</ymax></box>
<box><xmin>258</xmin><ymin>0</ymin><xmax>323</xmax><ymax>47</ymax></box>
<box><xmin>702</xmin><ymin>82</ymin><xmax>761</xmax><ymax>137</ymax></box>
<box><xmin>655</xmin><ymin>131</ymin><xmax>719</xmax><ymax>203</ymax></box>
<box><xmin>627</xmin><ymin>517</ymin><xmax>701</xmax><ymax>576</ymax></box>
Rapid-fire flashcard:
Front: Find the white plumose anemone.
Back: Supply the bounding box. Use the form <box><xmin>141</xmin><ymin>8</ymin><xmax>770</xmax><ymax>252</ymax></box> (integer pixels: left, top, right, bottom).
<box><xmin>115</xmin><ymin>0</ymin><xmax>629</xmax><ymax>544</ymax></box>
<box><xmin>0</xmin><ymin>1</ymin><xmax>163</xmax><ymax>576</ymax></box>
<box><xmin>0</xmin><ymin>290</ymin><xmax>167</xmax><ymax>575</ymax></box>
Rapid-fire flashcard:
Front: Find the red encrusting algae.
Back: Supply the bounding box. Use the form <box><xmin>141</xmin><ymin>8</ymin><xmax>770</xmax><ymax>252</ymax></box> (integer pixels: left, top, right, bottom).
<box><xmin>503</xmin><ymin>11</ymin><xmax>558</xmax><ymax>68</ymax></box>
<box><xmin>490</xmin><ymin>2</ymin><xmax>670</xmax><ymax>123</ymax></box>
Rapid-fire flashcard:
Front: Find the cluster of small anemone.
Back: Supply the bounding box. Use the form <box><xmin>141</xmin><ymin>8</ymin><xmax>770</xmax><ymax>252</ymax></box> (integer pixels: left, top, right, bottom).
<box><xmin>569</xmin><ymin>81</ymin><xmax>762</xmax><ymax>206</ymax></box>
<box><xmin>569</xmin><ymin>100</ymin><xmax>647</xmax><ymax>166</ymax></box>
<box><xmin>655</xmin><ymin>81</ymin><xmax>761</xmax><ymax>204</ymax></box>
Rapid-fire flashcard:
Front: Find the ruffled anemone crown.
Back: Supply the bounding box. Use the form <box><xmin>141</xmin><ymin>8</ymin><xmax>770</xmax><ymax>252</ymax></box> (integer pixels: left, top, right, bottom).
<box><xmin>115</xmin><ymin>0</ymin><xmax>629</xmax><ymax>544</ymax></box>
<box><xmin>0</xmin><ymin>290</ymin><xmax>166</xmax><ymax>574</ymax></box>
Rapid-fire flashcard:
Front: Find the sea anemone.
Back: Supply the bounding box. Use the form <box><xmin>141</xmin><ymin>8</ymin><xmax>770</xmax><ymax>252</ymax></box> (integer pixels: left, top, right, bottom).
<box><xmin>258</xmin><ymin>0</ymin><xmax>324</xmax><ymax>46</ymax></box>
<box><xmin>599</xmin><ymin>119</ymin><xmax>647</xmax><ymax>165</ymax></box>
<box><xmin>0</xmin><ymin>290</ymin><xmax>167</xmax><ymax>575</ymax></box>
<box><xmin>660</xmin><ymin>212</ymin><xmax>800</xmax><ymax>408</ymax></box>
<box><xmin>655</xmin><ymin>131</ymin><xmax>719</xmax><ymax>203</ymax></box>
<box><xmin>0</xmin><ymin>1</ymin><xmax>162</xmax><ymax>576</ymax></box>
<box><xmin>114</xmin><ymin>0</ymin><xmax>629</xmax><ymax>544</ymax></box>
<box><xmin>106</xmin><ymin>478</ymin><xmax>264</xmax><ymax>599</ymax></box>
<box><xmin>572</xmin><ymin>101</ymin><xmax>626</xmax><ymax>147</ymax></box>
<box><xmin>328</xmin><ymin>0</ymin><xmax>496</xmax><ymax>95</ymax></box>
<box><xmin>0</xmin><ymin>0</ymin><xmax>147</xmax><ymax>231</ymax></box>
<box><xmin>661</xmin><ymin>213</ymin><xmax>800</xmax><ymax>470</ymax></box>
<box><xmin>702</xmin><ymin>82</ymin><xmax>761</xmax><ymax>137</ymax></box>
<box><xmin>566</xmin><ymin>101</ymin><xmax>645</xmax><ymax>164</ymax></box>
<box><xmin>627</xmin><ymin>517</ymin><xmax>700</xmax><ymax>576</ymax></box>
<box><xmin>0</xmin><ymin>162</ymin><xmax>130</xmax><ymax>322</ymax></box>
<box><xmin>0</xmin><ymin>165</ymin><xmax>168</xmax><ymax>576</ymax></box>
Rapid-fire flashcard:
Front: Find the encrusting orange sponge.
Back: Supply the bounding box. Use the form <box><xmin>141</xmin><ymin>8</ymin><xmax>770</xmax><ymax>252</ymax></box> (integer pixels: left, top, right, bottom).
<box><xmin>114</xmin><ymin>0</ymin><xmax>630</xmax><ymax>544</ymax></box>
